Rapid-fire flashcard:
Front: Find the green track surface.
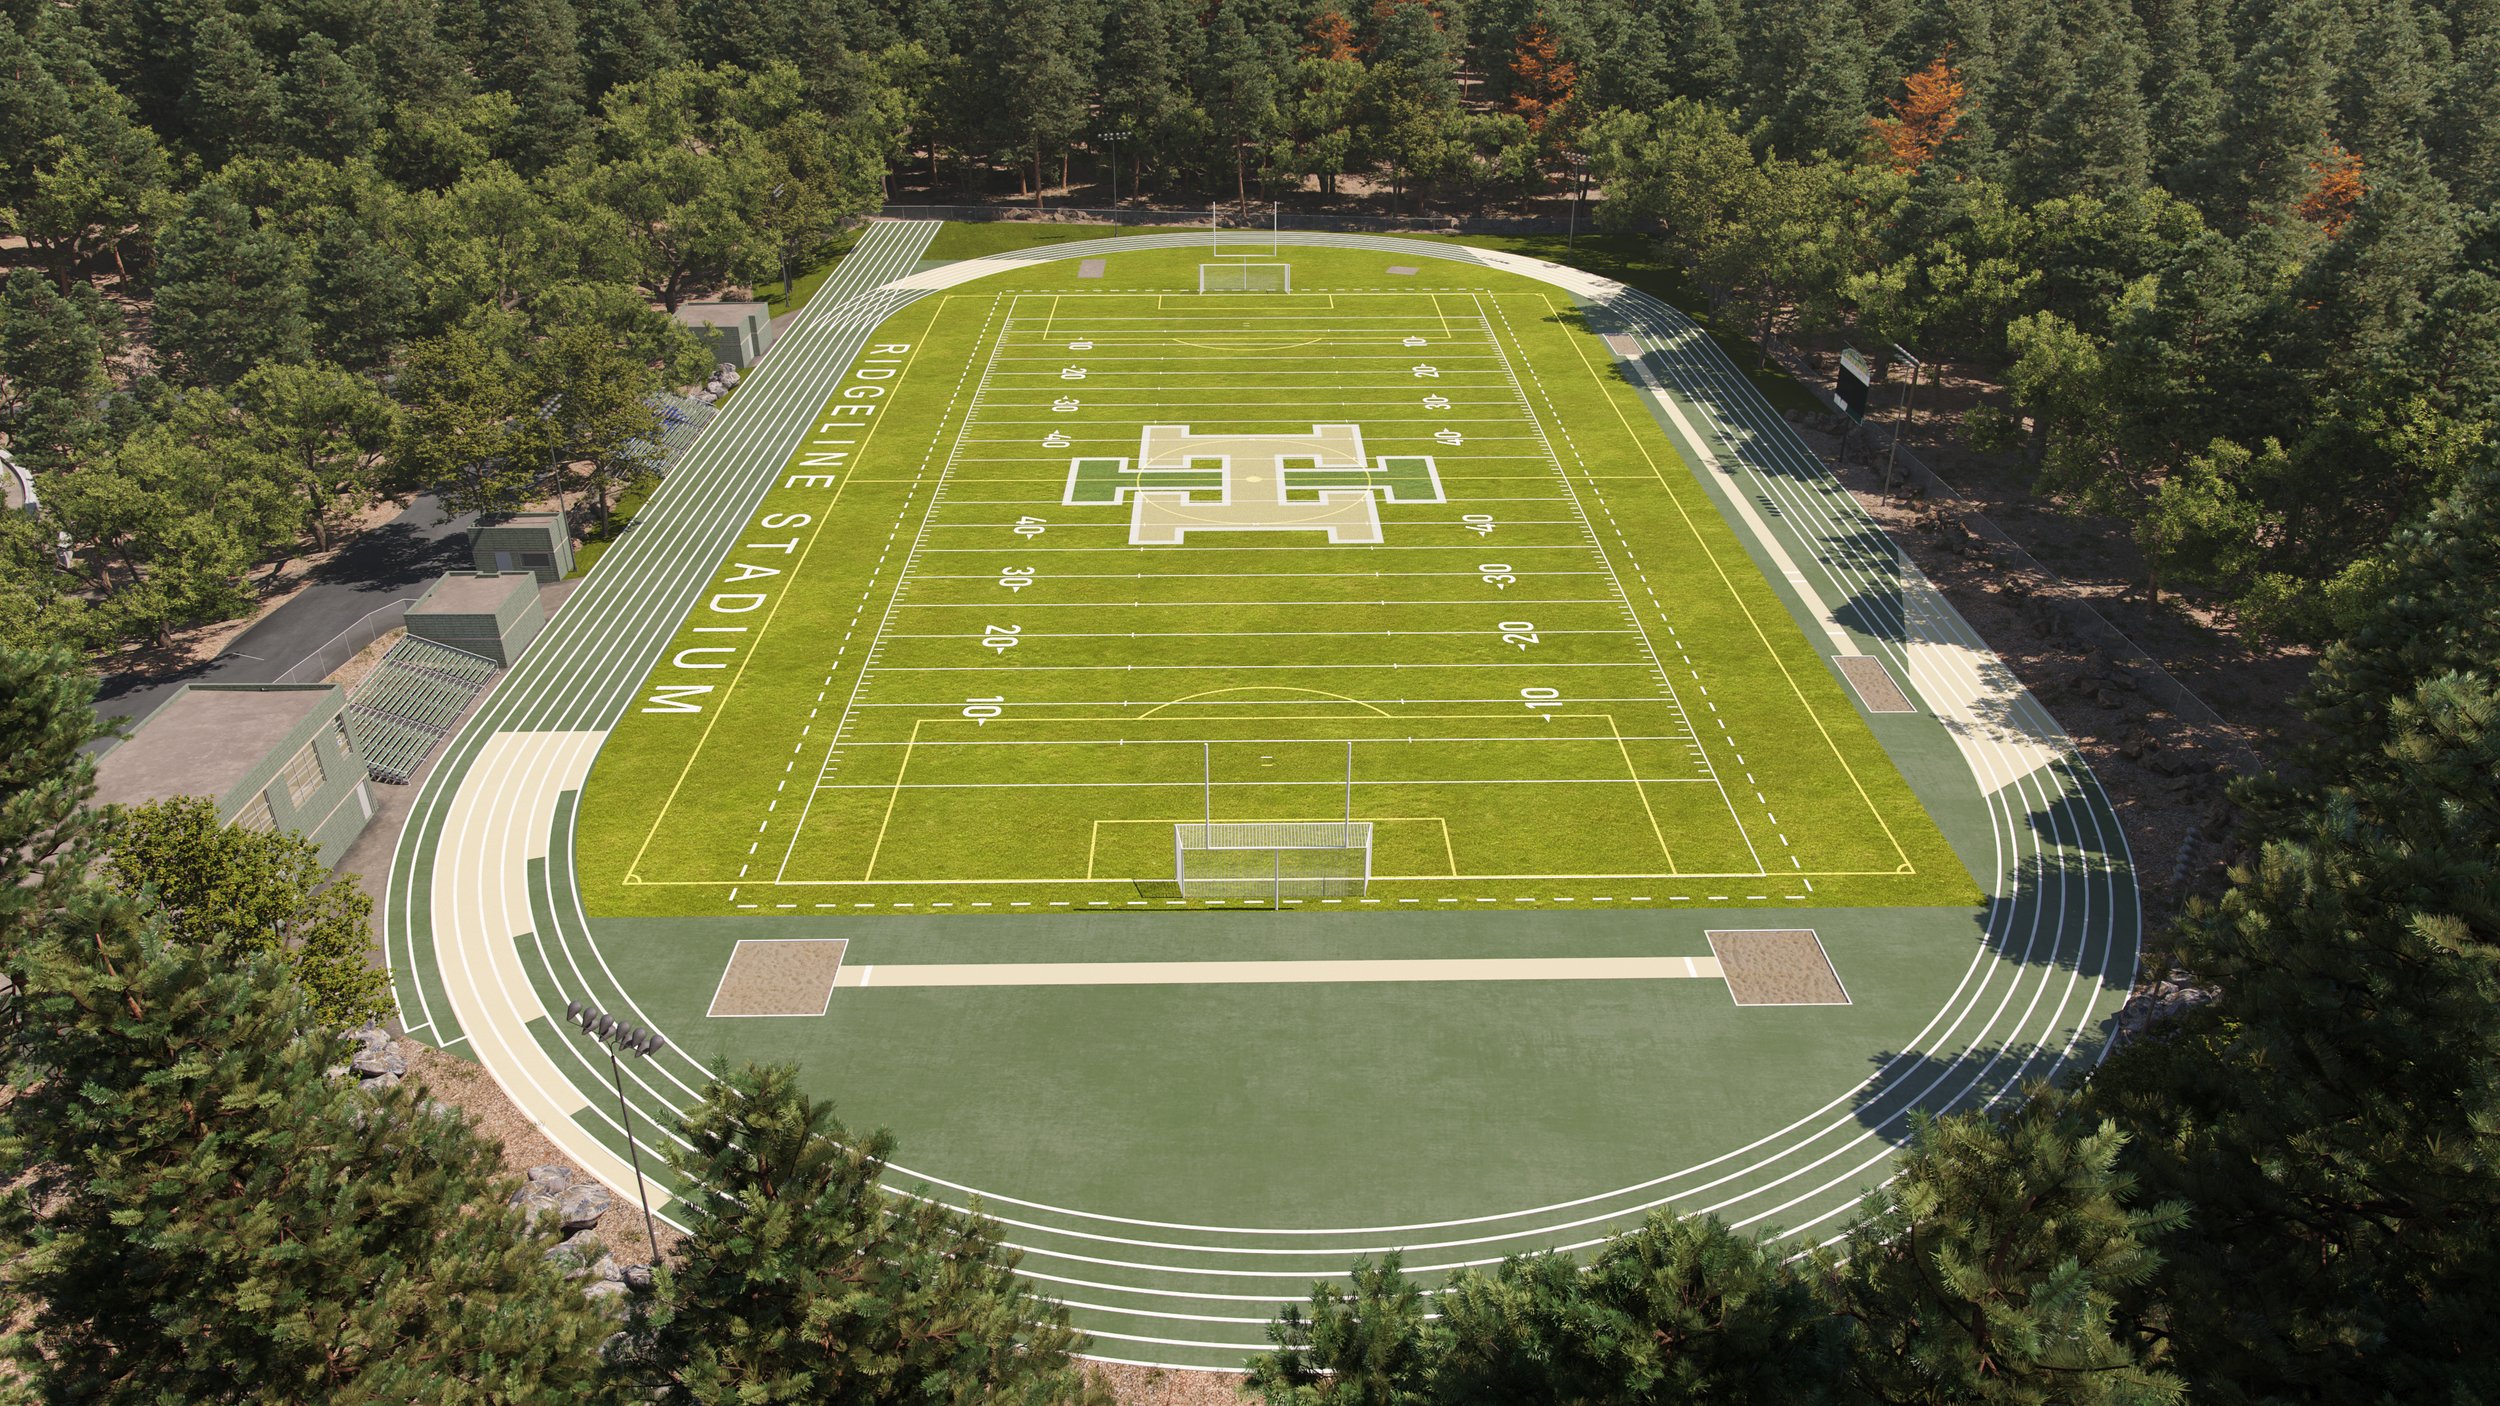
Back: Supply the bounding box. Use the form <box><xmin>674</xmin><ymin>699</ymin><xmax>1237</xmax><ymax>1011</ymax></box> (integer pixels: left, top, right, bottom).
<box><xmin>388</xmin><ymin>225</ymin><xmax>2135</xmax><ymax>1370</ymax></box>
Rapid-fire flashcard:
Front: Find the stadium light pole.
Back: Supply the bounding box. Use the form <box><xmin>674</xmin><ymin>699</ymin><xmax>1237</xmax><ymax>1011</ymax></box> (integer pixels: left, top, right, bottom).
<box><xmin>566</xmin><ymin>1001</ymin><xmax>666</xmax><ymax>1264</ymax></box>
<box><xmin>1096</xmin><ymin>131</ymin><xmax>1129</xmax><ymax>206</ymax></box>
<box><xmin>1883</xmin><ymin>345</ymin><xmax>1923</xmax><ymax>502</ymax></box>
<box><xmin>1562</xmin><ymin>151</ymin><xmax>1590</xmax><ymax>254</ymax></box>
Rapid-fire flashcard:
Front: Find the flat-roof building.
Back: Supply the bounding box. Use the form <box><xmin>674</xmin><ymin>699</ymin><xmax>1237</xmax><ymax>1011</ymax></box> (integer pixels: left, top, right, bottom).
<box><xmin>91</xmin><ymin>683</ymin><xmax>376</xmax><ymax>868</ymax></box>
<box><xmin>470</xmin><ymin>511</ymin><xmax>572</xmax><ymax>583</ymax></box>
<box><xmin>404</xmin><ymin>570</ymin><xmax>544</xmax><ymax>666</ymax></box>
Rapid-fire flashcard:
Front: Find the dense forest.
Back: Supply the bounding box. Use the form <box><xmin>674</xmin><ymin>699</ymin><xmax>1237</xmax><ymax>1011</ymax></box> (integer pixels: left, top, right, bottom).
<box><xmin>3</xmin><ymin>0</ymin><xmax>2497</xmax><ymax>653</ymax></box>
<box><xmin>3</xmin><ymin>0</ymin><xmax>2499</xmax><ymax>1400</ymax></box>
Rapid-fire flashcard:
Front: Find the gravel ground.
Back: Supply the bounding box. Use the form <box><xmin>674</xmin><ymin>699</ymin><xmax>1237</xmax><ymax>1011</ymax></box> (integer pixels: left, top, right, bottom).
<box><xmin>401</xmin><ymin>1037</ymin><xmax>685</xmax><ymax>1263</ymax></box>
<box><xmin>1088</xmin><ymin>1362</ymin><xmax>1253</xmax><ymax>1405</ymax></box>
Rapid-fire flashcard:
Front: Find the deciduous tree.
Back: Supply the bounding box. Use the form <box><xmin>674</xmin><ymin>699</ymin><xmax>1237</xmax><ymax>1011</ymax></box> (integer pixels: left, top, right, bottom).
<box><xmin>108</xmin><ymin>795</ymin><xmax>391</xmax><ymax>1028</ymax></box>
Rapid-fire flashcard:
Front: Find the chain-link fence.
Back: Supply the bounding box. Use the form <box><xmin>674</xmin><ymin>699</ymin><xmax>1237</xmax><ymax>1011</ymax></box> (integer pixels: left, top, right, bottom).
<box><xmin>275</xmin><ymin>597</ymin><xmax>420</xmax><ymax>685</ymax></box>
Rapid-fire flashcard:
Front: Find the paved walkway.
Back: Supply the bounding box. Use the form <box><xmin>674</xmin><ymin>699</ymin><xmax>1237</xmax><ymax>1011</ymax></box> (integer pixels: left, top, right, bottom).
<box><xmin>96</xmin><ymin>494</ymin><xmax>475</xmax><ymax>723</ymax></box>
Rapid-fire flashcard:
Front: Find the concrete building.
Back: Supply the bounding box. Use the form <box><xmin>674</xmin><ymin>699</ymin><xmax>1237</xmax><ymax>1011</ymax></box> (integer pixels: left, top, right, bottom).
<box><xmin>403</xmin><ymin>570</ymin><xmax>544</xmax><ymax>666</ymax></box>
<box><xmin>91</xmin><ymin>683</ymin><xmax>376</xmax><ymax>868</ymax></box>
<box><xmin>673</xmin><ymin>300</ymin><xmax>776</xmax><ymax>368</ymax></box>
<box><xmin>470</xmin><ymin>511</ymin><xmax>572</xmax><ymax>582</ymax></box>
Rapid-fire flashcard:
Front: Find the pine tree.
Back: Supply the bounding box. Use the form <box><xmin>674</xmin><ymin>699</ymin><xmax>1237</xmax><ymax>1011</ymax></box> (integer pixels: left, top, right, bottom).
<box><xmin>149</xmin><ymin>183</ymin><xmax>314</xmax><ymax>388</ymax></box>
<box><xmin>177</xmin><ymin>4</ymin><xmax>280</xmax><ymax>165</ymax></box>
<box><xmin>1758</xmin><ymin>0</ymin><xmax>1873</xmax><ymax>159</ymax></box>
<box><xmin>2334</xmin><ymin>0</ymin><xmax>2435</xmax><ymax>160</ymax></box>
<box><xmin>273</xmin><ymin>32</ymin><xmax>383</xmax><ymax>160</ymax></box>
<box><xmin>578</xmin><ymin>0</ymin><xmax>685</xmax><ymax>96</ymax></box>
<box><xmin>307</xmin><ymin>211</ymin><xmax>421</xmax><ymax>371</ymax></box>
<box><xmin>1440</xmin><ymin>1215</ymin><xmax>1848</xmax><ymax>1404</ymax></box>
<box><xmin>477</xmin><ymin>0</ymin><xmax>589</xmax><ymax>168</ymax></box>
<box><xmin>619</xmin><ymin>1062</ymin><xmax>1106</xmax><ymax>1404</ymax></box>
<box><xmin>2209</xmin><ymin>0</ymin><xmax>2338</xmax><ymax>228</ymax></box>
<box><xmin>2038</xmin><ymin>32</ymin><xmax>2151</xmax><ymax>199</ymax></box>
<box><xmin>1250</xmin><ymin>1255</ymin><xmax>1434</xmax><ymax>1406</ymax></box>
<box><xmin>2089</xmin><ymin>455</ymin><xmax>2500</xmax><ymax>1401</ymax></box>
<box><xmin>14</xmin><ymin>55</ymin><xmax>168</xmax><ymax>288</ymax></box>
<box><xmin>0</xmin><ymin>646</ymin><xmax>115</xmax><ymax>960</ymax></box>
<box><xmin>1990</xmin><ymin>10</ymin><xmax>2077</xmax><ymax>201</ymax></box>
<box><xmin>0</xmin><ymin>649</ymin><xmax>614</xmax><ymax>1397</ymax></box>
<box><xmin>2130</xmin><ymin>0</ymin><xmax>2230</xmax><ymax>193</ymax></box>
<box><xmin>1820</xmin><ymin>1091</ymin><xmax>2186</xmax><ymax>1405</ymax></box>
<box><xmin>1203</xmin><ymin>0</ymin><xmax>1289</xmax><ymax>208</ymax></box>
<box><xmin>2433</xmin><ymin>28</ymin><xmax>2500</xmax><ymax>207</ymax></box>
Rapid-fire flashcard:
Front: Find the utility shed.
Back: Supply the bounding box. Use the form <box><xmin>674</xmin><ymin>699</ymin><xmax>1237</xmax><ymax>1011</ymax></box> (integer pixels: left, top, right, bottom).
<box><xmin>91</xmin><ymin>684</ymin><xmax>375</xmax><ymax>868</ymax></box>
<box><xmin>404</xmin><ymin>570</ymin><xmax>544</xmax><ymax>667</ymax></box>
<box><xmin>470</xmin><ymin>511</ymin><xmax>572</xmax><ymax>582</ymax></box>
<box><xmin>673</xmin><ymin>300</ymin><xmax>775</xmax><ymax>367</ymax></box>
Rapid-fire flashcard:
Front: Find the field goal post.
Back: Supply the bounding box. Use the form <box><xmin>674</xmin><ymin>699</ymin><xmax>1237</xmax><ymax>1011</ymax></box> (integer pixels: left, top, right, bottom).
<box><xmin>1199</xmin><ymin>262</ymin><xmax>1290</xmax><ymax>293</ymax></box>
<box><xmin>1174</xmin><ymin>740</ymin><xmax>1370</xmax><ymax>901</ymax></box>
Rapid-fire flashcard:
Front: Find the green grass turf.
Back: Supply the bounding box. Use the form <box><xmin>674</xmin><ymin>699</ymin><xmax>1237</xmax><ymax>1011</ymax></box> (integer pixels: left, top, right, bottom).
<box><xmin>919</xmin><ymin>220</ymin><xmax>1202</xmax><ymax>261</ymax></box>
<box><xmin>574</xmin><ymin>245</ymin><xmax>1977</xmax><ymax>916</ymax></box>
<box><xmin>905</xmin><ymin>222</ymin><xmax>1826</xmax><ymax>414</ymax></box>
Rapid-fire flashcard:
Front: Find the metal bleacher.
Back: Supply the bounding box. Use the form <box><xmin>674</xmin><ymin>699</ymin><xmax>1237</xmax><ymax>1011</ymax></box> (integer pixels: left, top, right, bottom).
<box><xmin>623</xmin><ymin>393</ymin><xmax>719</xmax><ymax>477</ymax></box>
<box><xmin>346</xmin><ymin>636</ymin><xmax>501</xmax><ymax>784</ymax></box>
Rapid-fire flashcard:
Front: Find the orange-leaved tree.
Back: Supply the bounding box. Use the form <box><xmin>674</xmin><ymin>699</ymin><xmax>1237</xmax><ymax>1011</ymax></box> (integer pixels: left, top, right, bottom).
<box><xmin>2297</xmin><ymin>139</ymin><xmax>2365</xmax><ymax>236</ymax></box>
<box><xmin>1509</xmin><ymin>18</ymin><xmax>1580</xmax><ymax>136</ymax></box>
<box><xmin>1306</xmin><ymin>3</ymin><xmax>1358</xmax><ymax>62</ymax></box>
<box><xmin>1866</xmin><ymin>52</ymin><xmax>1967</xmax><ymax>173</ymax></box>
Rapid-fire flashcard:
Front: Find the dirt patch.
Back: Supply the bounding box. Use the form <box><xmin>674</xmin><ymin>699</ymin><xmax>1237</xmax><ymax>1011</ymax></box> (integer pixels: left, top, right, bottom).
<box><xmin>1767</xmin><ymin>399</ymin><xmax>2293</xmax><ymax>951</ymax></box>
<box><xmin>1089</xmin><ymin>1362</ymin><xmax>1251</xmax><ymax>1406</ymax></box>
<box><xmin>706</xmin><ymin>939</ymin><xmax>848</xmax><ymax>1017</ymax></box>
<box><xmin>1708</xmin><ymin>930</ymin><xmax>1849</xmax><ymax>1005</ymax></box>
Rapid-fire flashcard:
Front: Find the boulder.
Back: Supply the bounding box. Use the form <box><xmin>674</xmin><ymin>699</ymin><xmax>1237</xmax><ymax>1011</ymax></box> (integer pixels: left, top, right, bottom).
<box><xmin>350</xmin><ymin>1046</ymin><xmax>406</xmax><ymax>1079</ymax></box>
<box><xmin>558</xmin><ymin>1181</ymin><xmax>615</xmax><ymax>1231</ymax></box>
<box><xmin>583</xmin><ymin>1280</ymin><xmax>630</xmax><ymax>1306</ymax></box>
<box><xmin>622</xmin><ymin>1263</ymin><xmax>656</xmax><ymax>1292</ymax></box>
<box><xmin>592</xmin><ymin>1254</ymin><xmax>624</xmax><ymax>1283</ymax></box>
<box><xmin>544</xmin><ymin>1228</ymin><xmax>605</xmax><ymax>1269</ymax></box>
<box><xmin>510</xmin><ymin>1165</ymin><xmax>577</xmax><ymax>1223</ymax></box>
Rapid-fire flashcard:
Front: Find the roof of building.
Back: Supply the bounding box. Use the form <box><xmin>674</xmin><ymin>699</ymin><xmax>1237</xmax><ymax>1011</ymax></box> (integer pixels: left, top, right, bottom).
<box><xmin>90</xmin><ymin>685</ymin><xmax>339</xmax><ymax>810</ymax></box>
<box><xmin>411</xmin><ymin>570</ymin><xmax>535</xmax><ymax>615</ymax></box>
<box><xmin>672</xmin><ymin>301</ymin><xmax>769</xmax><ymax>328</ymax></box>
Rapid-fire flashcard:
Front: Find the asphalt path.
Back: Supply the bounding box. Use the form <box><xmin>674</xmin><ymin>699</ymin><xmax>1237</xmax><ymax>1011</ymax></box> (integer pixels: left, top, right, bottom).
<box><xmin>94</xmin><ymin>494</ymin><xmax>476</xmax><ymax>723</ymax></box>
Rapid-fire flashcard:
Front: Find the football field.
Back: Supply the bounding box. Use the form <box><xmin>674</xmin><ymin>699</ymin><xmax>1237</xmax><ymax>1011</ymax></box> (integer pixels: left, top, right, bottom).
<box><xmin>576</xmin><ymin>253</ymin><xmax>1971</xmax><ymax>914</ymax></box>
<box><xmin>390</xmin><ymin>226</ymin><xmax>2134</xmax><ymax>1369</ymax></box>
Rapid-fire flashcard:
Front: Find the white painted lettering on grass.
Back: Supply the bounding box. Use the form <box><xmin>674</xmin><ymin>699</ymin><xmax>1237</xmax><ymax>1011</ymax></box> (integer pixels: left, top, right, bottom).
<box><xmin>638</xmin><ymin>342</ymin><xmax>912</xmax><ymax>716</ymax></box>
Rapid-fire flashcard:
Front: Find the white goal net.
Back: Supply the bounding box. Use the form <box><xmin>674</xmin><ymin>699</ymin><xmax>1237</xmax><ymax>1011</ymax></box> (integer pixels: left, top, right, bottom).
<box><xmin>1175</xmin><ymin>821</ymin><xmax>1372</xmax><ymax>901</ymax></box>
<box><xmin>1199</xmin><ymin>262</ymin><xmax>1291</xmax><ymax>293</ymax></box>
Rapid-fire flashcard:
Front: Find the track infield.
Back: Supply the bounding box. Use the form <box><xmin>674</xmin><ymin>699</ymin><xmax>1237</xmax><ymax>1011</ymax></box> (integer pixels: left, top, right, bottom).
<box><xmin>576</xmin><ymin>252</ymin><xmax>1975</xmax><ymax>914</ymax></box>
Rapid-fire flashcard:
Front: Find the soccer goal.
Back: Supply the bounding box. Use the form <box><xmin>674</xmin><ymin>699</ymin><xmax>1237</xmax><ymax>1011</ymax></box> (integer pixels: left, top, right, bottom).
<box><xmin>1175</xmin><ymin>821</ymin><xmax>1374</xmax><ymax>901</ymax></box>
<box><xmin>1199</xmin><ymin>262</ymin><xmax>1291</xmax><ymax>293</ymax></box>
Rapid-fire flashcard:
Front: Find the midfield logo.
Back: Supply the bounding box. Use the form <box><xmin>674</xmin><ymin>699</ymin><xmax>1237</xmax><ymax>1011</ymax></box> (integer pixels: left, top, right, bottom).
<box><xmin>1063</xmin><ymin>424</ymin><xmax>1445</xmax><ymax>545</ymax></box>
